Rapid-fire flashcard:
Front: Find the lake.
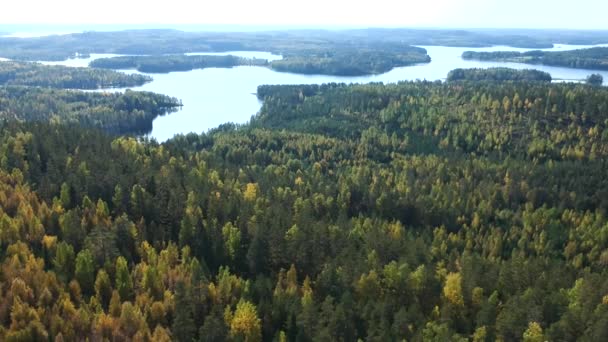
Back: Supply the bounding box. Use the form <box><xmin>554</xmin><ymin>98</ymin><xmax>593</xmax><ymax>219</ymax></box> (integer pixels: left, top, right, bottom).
<box><xmin>35</xmin><ymin>45</ymin><xmax>608</xmax><ymax>142</ymax></box>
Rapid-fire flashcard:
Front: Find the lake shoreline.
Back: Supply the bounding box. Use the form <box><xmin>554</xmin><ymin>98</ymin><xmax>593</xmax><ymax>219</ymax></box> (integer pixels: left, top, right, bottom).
<box><xmin>18</xmin><ymin>44</ymin><xmax>608</xmax><ymax>142</ymax></box>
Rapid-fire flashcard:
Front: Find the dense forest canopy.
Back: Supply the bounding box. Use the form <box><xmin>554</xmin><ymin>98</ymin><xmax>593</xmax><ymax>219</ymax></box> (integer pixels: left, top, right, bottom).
<box><xmin>90</xmin><ymin>55</ymin><xmax>268</xmax><ymax>73</ymax></box>
<box><xmin>462</xmin><ymin>47</ymin><xmax>608</xmax><ymax>71</ymax></box>
<box><xmin>0</xmin><ymin>87</ymin><xmax>180</xmax><ymax>134</ymax></box>
<box><xmin>0</xmin><ymin>78</ymin><xmax>607</xmax><ymax>341</ymax></box>
<box><xmin>446</xmin><ymin>68</ymin><xmax>552</xmax><ymax>82</ymax></box>
<box><xmin>0</xmin><ymin>61</ymin><xmax>152</xmax><ymax>89</ymax></box>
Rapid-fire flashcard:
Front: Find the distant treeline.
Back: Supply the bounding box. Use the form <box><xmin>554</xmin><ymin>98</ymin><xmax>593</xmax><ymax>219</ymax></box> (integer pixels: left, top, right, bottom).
<box><xmin>3</xmin><ymin>28</ymin><xmax>608</xmax><ymax>62</ymax></box>
<box><xmin>0</xmin><ymin>87</ymin><xmax>180</xmax><ymax>134</ymax></box>
<box><xmin>462</xmin><ymin>47</ymin><xmax>608</xmax><ymax>70</ymax></box>
<box><xmin>0</xmin><ymin>61</ymin><xmax>152</xmax><ymax>89</ymax></box>
<box><xmin>447</xmin><ymin>67</ymin><xmax>552</xmax><ymax>82</ymax></box>
<box><xmin>6</xmin><ymin>29</ymin><xmax>606</xmax><ymax>77</ymax></box>
<box><xmin>90</xmin><ymin>55</ymin><xmax>268</xmax><ymax>73</ymax></box>
<box><xmin>10</xmin><ymin>29</ymin><xmax>608</xmax><ymax>77</ymax></box>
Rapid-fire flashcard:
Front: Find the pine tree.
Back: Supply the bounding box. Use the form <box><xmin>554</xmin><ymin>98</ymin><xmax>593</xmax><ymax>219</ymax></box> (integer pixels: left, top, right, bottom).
<box><xmin>115</xmin><ymin>256</ymin><xmax>133</xmax><ymax>300</ymax></box>
<box><xmin>74</xmin><ymin>249</ymin><xmax>95</xmax><ymax>295</ymax></box>
<box><xmin>53</xmin><ymin>241</ymin><xmax>75</xmax><ymax>282</ymax></box>
<box><xmin>199</xmin><ymin>309</ymin><xmax>227</xmax><ymax>342</ymax></box>
<box><xmin>94</xmin><ymin>269</ymin><xmax>113</xmax><ymax>310</ymax></box>
<box><xmin>172</xmin><ymin>280</ymin><xmax>196</xmax><ymax>342</ymax></box>
<box><xmin>60</xmin><ymin>182</ymin><xmax>71</xmax><ymax>208</ymax></box>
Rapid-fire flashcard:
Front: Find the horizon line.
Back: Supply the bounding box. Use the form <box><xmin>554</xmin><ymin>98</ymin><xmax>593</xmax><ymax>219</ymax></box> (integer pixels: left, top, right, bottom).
<box><xmin>1</xmin><ymin>24</ymin><xmax>608</xmax><ymax>32</ymax></box>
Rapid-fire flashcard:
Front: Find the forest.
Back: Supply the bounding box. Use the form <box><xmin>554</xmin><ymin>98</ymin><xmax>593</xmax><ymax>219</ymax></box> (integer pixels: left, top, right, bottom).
<box><xmin>89</xmin><ymin>49</ymin><xmax>430</xmax><ymax>76</ymax></box>
<box><xmin>0</xmin><ymin>78</ymin><xmax>607</xmax><ymax>341</ymax></box>
<box><xmin>446</xmin><ymin>68</ymin><xmax>552</xmax><ymax>82</ymax></box>
<box><xmin>0</xmin><ymin>61</ymin><xmax>152</xmax><ymax>89</ymax></box>
<box><xmin>90</xmin><ymin>55</ymin><xmax>268</xmax><ymax>74</ymax></box>
<box><xmin>462</xmin><ymin>47</ymin><xmax>608</xmax><ymax>71</ymax></box>
<box><xmin>270</xmin><ymin>49</ymin><xmax>430</xmax><ymax>76</ymax></box>
<box><xmin>0</xmin><ymin>87</ymin><xmax>180</xmax><ymax>134</ymax></box>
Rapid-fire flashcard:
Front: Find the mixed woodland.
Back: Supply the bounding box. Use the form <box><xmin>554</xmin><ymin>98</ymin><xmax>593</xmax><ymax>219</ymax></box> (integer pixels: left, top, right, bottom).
<box><xmin>462</xmin><ymin>47</ymin><xmax>608</xmax><ymax>72</ymax></box>
<box><xmin>0</xmin><ymin>77</ymin><xmax>607</xmax><ymax>341</ymax></box>
<box><xmin>0</xmin><ymin>87</ymin><xmax>180</xmax><ymax>134</ymax></box>
<box><xmin>90</xmin><ymin>55</ymin><xmax>269</xmax><ymax>74</ymax></box>
<box><xmin>446</xmin><ymin>68</ymin><xmax>552</xmax><ymax>82</ymax></box>
<box><xmin>91</xmin><ymin>50</ymin><xmax>431</xmax><ymax>77</ymax></box>
<box><xmin>0</xmin><ymin>61</ymin><xmax>151</xmax><ymax>89</ymax></box>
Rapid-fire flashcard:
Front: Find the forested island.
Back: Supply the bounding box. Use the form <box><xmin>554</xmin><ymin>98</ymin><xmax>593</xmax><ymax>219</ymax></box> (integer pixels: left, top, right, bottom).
<box><xmin>446</xmin><ymin>67</ymin><xmax>552</xmax><ymax>82</ymax></box>
<box><xmin>462</xmin><ymin>47</ymin><xmax>608</xmax><ymax>71</ymax></box>
<box><xmin>90</xmin><ymin>55</ymin><xmax>268</xmax><ymax>73</ymax></box>
<box><xmin>0</xmin><ymin>78</ymin><xmax>607</xmax><ymax>341</ymax></box>
<box><xmin>89</xmin><ymin>49</ymin><xmax>431</xmax><ymax>76</ymax></box>
<box><xmin>0</xmin><ymin>87</ymin><xmax>180</xmax><ymax>134</ymax></box>
<box><xmin>270</xmin><ymin>48</ymin><xmax>430</xmax><ymax>76</ymax></box>
<box><xmin>0</xmin><ymin>61</ymin><xmax>152</xmax><ymax>89</ymax></box>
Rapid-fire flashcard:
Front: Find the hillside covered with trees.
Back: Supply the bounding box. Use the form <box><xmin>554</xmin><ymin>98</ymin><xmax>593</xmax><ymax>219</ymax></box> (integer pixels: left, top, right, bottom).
<box><xmin>462</xmin><ymin>47</ymin><xmax>608</xmax><ymax>71</ymax></box>
<box><xmin>0</xmin><ymin>61</ymin><xmax>152</xmax><ymax>89</ymax></box>
<box><xmin>90</xmin><ymin>55</ymin><xmax>269</xmax><ymax>74</ymax></box>
<box><xmin>0</xmin><ymin>87</ymin><xmax>180</xmax><ymax>134</ymax></box>
<box><xmin>0</xmin><ymin>79</ymin><xmax>607</xmax><ymax>341</ymax></box>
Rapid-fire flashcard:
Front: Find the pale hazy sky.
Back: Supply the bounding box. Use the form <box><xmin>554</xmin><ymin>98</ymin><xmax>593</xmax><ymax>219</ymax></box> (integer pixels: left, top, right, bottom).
<box><xmin>1</xmin><ymin>0</ymin><xmax>605</xmax><ymax>29</ymax></box>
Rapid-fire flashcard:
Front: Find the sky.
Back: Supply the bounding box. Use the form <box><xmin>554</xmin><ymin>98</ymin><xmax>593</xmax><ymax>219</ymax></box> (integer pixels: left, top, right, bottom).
<box><xmin>0</xmin><ymin>0</ymin><xmax>606</xmax><ymax>30</ymax></box>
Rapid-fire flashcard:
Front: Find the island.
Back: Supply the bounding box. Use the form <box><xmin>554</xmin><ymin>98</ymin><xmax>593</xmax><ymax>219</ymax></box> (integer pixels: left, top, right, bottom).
<box><xmin>446</xmin><ymin>67</ymin><xmax>552</xmax><ymax>82</ymax></box>
<box><xmin>270</xmin><ymin>47</ymin><xmax>430</xmax><ymax>76</ymax></box>
<box><xmin>462</xmin><ymin>47</ymin><xmax>608</xmax><ymax>71</ymax></box>
<box><xmin>89</xmin><ymin>48</ymin><xmax>431</xmax><ymax>76</ymax></box>
<box><xmin>0</xmin><ymin>60</ymin><xmax>152</xmax><ymax>89</ymax></box>
<box><xmin>90</xmin><ymin>54</ymin><xmax>269</xmax><ymax>73</ymax></box>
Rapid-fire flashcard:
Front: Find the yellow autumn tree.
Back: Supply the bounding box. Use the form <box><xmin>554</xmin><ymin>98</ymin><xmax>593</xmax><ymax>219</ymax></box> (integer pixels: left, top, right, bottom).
<box><xmin>229</xmin><ymin>300</ymin><xmax>262</xmax><ymax>342</ymax></box>
<box><xmin>523</xmin><ymin>321</ymin><xmax>545</xmax><ymax>342</ymax></box>
<box><xmin>243</xmin><ymin>183</ymin><xmax>259</xmax><ymax>202</ymax></box>
<box><xmin>443</xmin><ymin>272</ymin><xmax>464</xmax><ymax>306</ymax></box>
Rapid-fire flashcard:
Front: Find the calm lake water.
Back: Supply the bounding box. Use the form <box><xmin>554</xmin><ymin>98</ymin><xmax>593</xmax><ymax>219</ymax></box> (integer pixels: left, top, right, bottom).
<box><xmin>34</xmin><ymin>44</ymin><xmax>608</xmax><ymax>142</ymax></box>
